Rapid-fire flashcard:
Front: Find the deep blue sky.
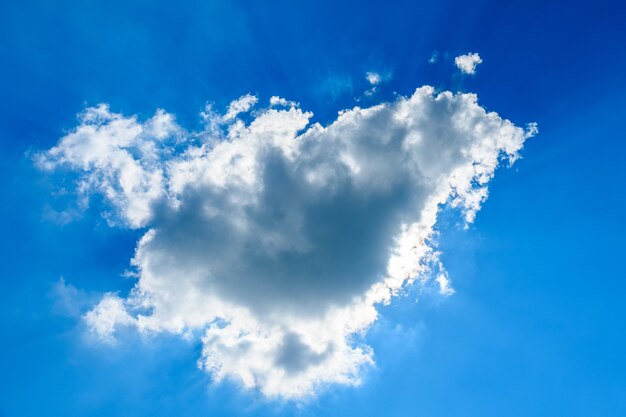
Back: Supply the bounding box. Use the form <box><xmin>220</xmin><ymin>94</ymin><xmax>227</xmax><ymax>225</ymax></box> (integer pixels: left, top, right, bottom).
<box><xmin>1</xmin><ymin>0</ymin><xmax>626</xmax><ymax>416</ymax></box>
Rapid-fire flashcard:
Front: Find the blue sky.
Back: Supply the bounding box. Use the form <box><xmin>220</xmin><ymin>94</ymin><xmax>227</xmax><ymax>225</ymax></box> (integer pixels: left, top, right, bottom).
<box><xmin>1</xmin><ymin>0</ymin><xmax>626</xmax><ymax>415</ymax></box>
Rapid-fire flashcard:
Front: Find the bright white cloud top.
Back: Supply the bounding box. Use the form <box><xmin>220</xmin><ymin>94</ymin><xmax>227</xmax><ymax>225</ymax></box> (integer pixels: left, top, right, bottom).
<box><xmin>455</xmin><ymin>52</ymin><xmax>483</xmax><ymax>74</ymax></box>
<box><xmin>38</xmin><ymin>86</ymin><xmax>536</xmax><ymax>399</ymax></box>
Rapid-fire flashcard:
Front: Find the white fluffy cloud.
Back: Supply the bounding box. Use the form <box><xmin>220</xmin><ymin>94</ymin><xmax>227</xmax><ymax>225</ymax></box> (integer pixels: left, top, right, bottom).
<box><xmin>269</xmin><ymin>96</ymin><xmax>298</xmax><ymax>107</ymax></box>
<box><xmin>455</xmin><ymin>52</ymin><xmax>483</xmax><ymax>74</ymax></box>
<box><xmin>38</xmin><ymin>86</ymin><xmax>536</xmax><ymax>399</ymax></box>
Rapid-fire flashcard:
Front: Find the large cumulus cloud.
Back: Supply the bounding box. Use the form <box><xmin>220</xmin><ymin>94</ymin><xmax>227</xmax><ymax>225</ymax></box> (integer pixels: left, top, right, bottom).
<box><xmin>38</xmin><ymin>86</ymin><xmax>536</xmax><ymax>399</ymax></box>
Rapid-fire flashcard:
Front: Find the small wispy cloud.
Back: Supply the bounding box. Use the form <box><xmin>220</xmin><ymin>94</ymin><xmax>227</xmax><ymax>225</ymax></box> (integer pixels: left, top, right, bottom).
<box><xmin>223</xmin><ymin>93</ymin><xmax>258</xmax><ymax>121</ymax></box>
<box><xmin>454</xmin><ymin>52</ymin><xmax>483</xmax><ymax>74</ymax></box>
<box><xmin>361</xmin><ymin>70</ymin><xmax>392</xmax><ymax>98</ymax></box>
<box><xmin>365</xmin><ymin>71</ymin><xmax>382</xmax><ymax>86</ymax></box>
<box><xmin>50</xmin><ymin>277</ymin><xmax>93</xmax><ymax>317</ymax></box>
<box><xmin>269</xmin><ymin>96</ymin><xmax>298</xmax><ymax>107</ymax></box>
